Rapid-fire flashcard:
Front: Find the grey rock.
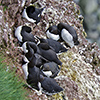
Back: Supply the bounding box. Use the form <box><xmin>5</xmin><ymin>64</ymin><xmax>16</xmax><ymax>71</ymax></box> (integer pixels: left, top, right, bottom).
<box><xmin>79</xmin><ymin>0</ymin><xmax>98</xmax><ymax>14</ymax></box>
<box><xmin>84</xmin><ymin>14</ymin><xmax>97</xmax><ymax>30</ymax></box>
<box><xmin>97</xmin><ymin>23</ymin><xmax>100</xmax><ymax>32</ymax></box>
<box><xmin>87</xmin><ymin>31</ymin><xmax>99</xmax><ymax>39</ymax></box>
<box><xmin>85</xmin><ymin>0</ymin><xmax>98</xmax><ymax>14</ymax></box>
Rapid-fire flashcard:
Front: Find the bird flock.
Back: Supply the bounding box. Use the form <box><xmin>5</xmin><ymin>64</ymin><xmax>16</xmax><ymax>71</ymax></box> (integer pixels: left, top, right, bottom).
<box><xmin>15</xmin><ymin>5</ymin><xmax>79</xmax><ymax>95</ymax></box>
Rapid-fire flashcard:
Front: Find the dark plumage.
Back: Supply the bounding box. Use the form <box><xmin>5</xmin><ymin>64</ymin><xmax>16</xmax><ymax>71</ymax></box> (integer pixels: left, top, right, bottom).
<box><xmin>46</xmin><ymin>25</ymin><xmax>60</xmax><ymax>41</ymax></box>
<box><xmin>22</xmin><ymin>5</ymin><xmax>45</xmax><ymax>24</ymax></box>
<box><xmin>39</xmin><ymin>75</ymin><xmax>63</xmax><ymax>95</ymax></box>
<box><xmin>38</xmin><ymin>43</ymin><xmax>62</xmax><ymax>65</ymax></box>
<box><xmin>28</xmin><ymin>53</ymin><xmax>48</xmax><ymax>68</ymax></box>
<box><xmin>41</xmin><ymin>62</ymin><xmax>61</xmax><ymax>78</ymax></box>
<box><xmin>22</xmin><ymin>42</ymin><xmax>48</xmax><ymax>68</ymax></box>
<box><xmin>37</xmin><ymin>36</ymin><xmax>68</xmax><ymax>53</ymax></box>
<box><xmin>57</xmin><ymin>22</ymin><xmax>79</xmax><ymax>47</ymax></box>
<box><xmin>27</xmin><ymin>41</ymin><xmax>41</xmax><ymax>54</ymax></box>
<box><xmin>27</xmin><ymin>66</ymin><xmax>40</xmax><ymax>90</ymax></box>
<box><xmin>25</xmin><ymin>43</ymin><xmax>34</xmax><ymax>61</ymax></box>
<box><xmin>15</xmin><ymin>26</ymin><xmax>36</xmax><ymax>45</ymax></box>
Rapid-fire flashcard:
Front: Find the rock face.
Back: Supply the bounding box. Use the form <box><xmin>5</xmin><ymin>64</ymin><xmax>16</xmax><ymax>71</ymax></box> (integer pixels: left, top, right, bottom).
<box><xmin>74</xmin><ymin>0</ymin><xmax>100</xmax><ymax>47</ymax></box>
<box><xmin>0</xmin><ymin>0</ymin><xmax>100</xmax><ymax>100</ymax></box>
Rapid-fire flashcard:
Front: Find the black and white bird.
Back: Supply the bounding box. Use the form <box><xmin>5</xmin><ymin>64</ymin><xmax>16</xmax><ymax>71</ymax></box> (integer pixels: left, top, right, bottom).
<box><xmin>22</xmin><ymin>42</ymin><xmax>34</xmax><ymax>61</ymax></box>
<box><xmin>22</xmin><ymin>61</ymin><xmax>29</xmax><ymax>80</ymax></box>
<box><xmin>36</xmin><ymin>36</ymin><xmax>68</xmax><ymax>53</ymax></box>
<box><xmin>22</xmin><ymin>5</ymin><xmax>45</xmax><ymax>24</ymax></box>
<box><xmin>22</xmin><ymin>42</ymin><xmax>48</xmax><ymax>68</ymax></box>
<box><xmin>38</xmin><ymin>43</ymin><xmax>62</xmax><ymax>65</ymax></box>
<box><xmin>46</xmin><ymin>25</ymin><xmax>60</xmax><ymax>41</ymax></box>
<box><xmin>22</xmin><ymin>56</ymin><xmax>40</xmax><ymax>90</ymax></box>
<box><xmin>22</xmin><ymin>57</ymin><xmax>45</xmax><ymax>90</ymax></box>
<box><xmin>41</xmin><ymin>62</ymin><xmax>61</xmax><ymax>78</ymax></box>
<box><xmin>15</xmin><ymin>25</ymin><xmax>36</xmax><ymax>45</ymax></box>
<box><xmin>57</xmin><ymin>22</ymin><xmax>79</xmax><ymax>48</ymax></box>
<box><xmin>27</xmin><ymin>65</ymin><xmax>40</xmax><ymax>90</ymax></box>
<box><xmin>39</xmin><ymin>74</ymin><xmax>63</xmax><ymax>95</ymax></box>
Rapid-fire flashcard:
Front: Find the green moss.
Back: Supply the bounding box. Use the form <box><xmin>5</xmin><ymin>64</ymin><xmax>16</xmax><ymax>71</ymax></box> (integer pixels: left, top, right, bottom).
<box><xmin>0</xmin><ymin>56</ymin><xmax>28</xmax><ymax>100</ymax></box>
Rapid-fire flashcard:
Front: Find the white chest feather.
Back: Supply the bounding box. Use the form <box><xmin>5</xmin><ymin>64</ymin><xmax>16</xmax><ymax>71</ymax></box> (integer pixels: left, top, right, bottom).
<box><xmin>22</xmin><ymin>42</ymin><xmax>28</xmax><ymax>53</ymax></box>
<box><xmin>61</xmin><ymin>29</ymin><xmax>74</xmax><ymax>47</ymax></box>
<box><xmin>22</xmin><ymin>63</ymin><xmax>28</xmax><ymax>79</ymax></box>
<box><xmin>15</xmin><ymin>26</ymin><xmax>23</xmax><ymax>42</ymax></box>
<box><xmin>42</xmin><ymin>71</ymin><xmax>52</xmax><ymax>77</ymax></box>
<box><xmin>23</xmin><ymin>56</ymin><xmax>29</xmax><ymax>63</ymax></box>
<box><xmin>22</xmin><ymin>9</ymin><xmax>36</xmax><ymax>23</ymax></box>
<box><xmin>46</xmin><ymin>30</ymin><xmax>60</xmax><ymax>41</ymax></box>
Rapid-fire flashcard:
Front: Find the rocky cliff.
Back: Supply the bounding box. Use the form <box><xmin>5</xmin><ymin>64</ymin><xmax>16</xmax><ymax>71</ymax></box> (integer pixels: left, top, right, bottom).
<box><xmin>0</xmin><ymin>0</ymin><xmax>100</xmax><ymax>100</ymax></box>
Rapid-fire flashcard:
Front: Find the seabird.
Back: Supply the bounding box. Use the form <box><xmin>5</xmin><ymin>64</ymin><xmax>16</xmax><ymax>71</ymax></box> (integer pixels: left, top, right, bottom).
<box><xmin>41</xmin><ymin>62</ymin><xmax>61</xmax><ymax>78</ymax></box>
<box><xmin>22</xmin><ymin>5</ymin><xmax>45</xmax><ymax>24</ymax></box>
<box><xmin>46</xmin><ymin>25</ymin><xmax>60</xmax><ymax>41</ymax></box>
<box><xmin>57</xmin><ymin>22</ymin><xmax>79</xmax><ymax>48</ymax></box>
<box><xmin>38</xmin><ymin>43</ymin><xmax>62</xmax><ymax>65</ymax></box>
<box><xmin>39</xmin><ymin>74</ymin><xmax>63</xmax><ymax>95</ymax></box>
<box><xmin>15</xmin><ymin>25</ymin><xmax>36</xmax><ymax>45</ymax></box>
<box><xmin>36</xmin><ymin>36</ymin><xmax>68</xmax><ymax>53</ymax></box>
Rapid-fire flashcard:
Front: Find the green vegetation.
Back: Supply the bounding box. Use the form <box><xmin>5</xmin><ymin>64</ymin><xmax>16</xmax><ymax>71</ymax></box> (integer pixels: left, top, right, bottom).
<box><xmin>0</xmin><ymin>56</ymin><xmax>27</xmax><ymax>100</ymax></box>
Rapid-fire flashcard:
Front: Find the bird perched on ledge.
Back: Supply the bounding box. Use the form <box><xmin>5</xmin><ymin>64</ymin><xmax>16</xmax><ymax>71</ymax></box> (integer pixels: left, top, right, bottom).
<box><xmin>46</xmin><ymin>25</ymin><xmax>60</xmax><ymax>41</ymax></box>
<box><xmin>38</xmin><ymin>43</ymin><xmax>62</xmax><ymax>65</ymax></box>
<box><xmin>15</xmin><ymin>25</ymin><xmax>36</xmax><ymax>46</ymax></box>
<box><xmin>22</xmin><ymin>42</ymin><xmax>48</xmax><ymax>68</ymax></box>
<box><xmin>39</xmin><ymin>74</ymin><xmax>63</xmax><ymax>95</ymax></box>
<box><xmin>57</xmin><ymin>22</ymin><xmax>79</xmax><ymax>48</ymax></box>
<box><xmin>41</xmin><ymin>62</ymin><xmax>61</xmax><ymax>78</ymax></box>
<box><xmin>36</xmin><ymin>36</ymin><xmax>68</xmax><ymax>53</ymax></box>
<box><xmin>22</xmin><ymin>5</ymin><xmax>45</xmax><ymax>24</ymax></box>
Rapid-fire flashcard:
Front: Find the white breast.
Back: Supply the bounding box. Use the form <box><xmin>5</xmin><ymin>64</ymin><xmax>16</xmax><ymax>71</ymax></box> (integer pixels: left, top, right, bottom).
<box><xmin>42</xmin><ymin>70</ymin><xmax>52</xmax><ymax>77</ymax></box>
<box><xmin>22</xmin><ymin>9</ymin><xmax>36</xmax><ymax>23</ymax></box>
<box><xmin>61</xmin><ymin>29</ymin><xmax>74</xmax><ymax>48</ymax></box>
<box><xmin>15</xmin><ymin>26</ymin><xmax>23</xmax><ymax>42</ymax></box>
<box><xmin>22</xmin><ymin>63</ymin><xmax>28</xmax><ymax>80</ymax></box>
<box><xmin>46</xmin><ymin>30</ymin><xmax>60</xmax><ymax>41</ymax></box>
<box><xmin>23</xmin><ymin>56</ymin><xmax>29</xmax><ymax>63</ymax></box>
<box><xmin>22</xmin><ymin>42</ymin><xmax>28</xmax><ymax>53</ymax></box>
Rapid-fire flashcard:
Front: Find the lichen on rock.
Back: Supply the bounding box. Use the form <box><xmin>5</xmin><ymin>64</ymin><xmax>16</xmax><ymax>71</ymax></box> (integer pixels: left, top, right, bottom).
<box><xmin>0</xmin><ymin>0</ymin><xmax>100</xmax><ymax>100</ymax></box>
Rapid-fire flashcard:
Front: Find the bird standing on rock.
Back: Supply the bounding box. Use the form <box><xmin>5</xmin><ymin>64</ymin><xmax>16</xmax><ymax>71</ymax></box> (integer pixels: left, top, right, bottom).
<box><xmin>22</xmin><ymin>42</ymin><xmax>34</xmax><ymax>61</ymax></box>
<box><xmin>38</xmin><ymin>43</ymin><xmax>62</xmax><ymax>66</ymax></box>
<box><xmin>15</xmin><ymin>25</ymin><xmax>36</xmax><ymax>46</ymax></box>
<box><xmin>22</xmin><ymin>42</ymin><xmax>48</xmax><ymax>68</ymax></box>
<box><xmin>41</xmin><ymin>62</ymin><xmax>61</xmax><ymax>78</ymax></box>
<box><xmin>36</xmin><ymin>36</ymin><xmax>68</xmax><ymax>53</ymax></box>
<box><xmin>22</xmin><ymin>5</ymin><xmax>45</xmax><ymax>24</ymax></box>
<box><xmin>39</xmin><ymin>74</ymin><xmax>63</xmax><ymax>95</ymax></box>
<box><xmin>46</xmin><ymin>25</ymin><xmax>60</xmax><ymax>41</ymax></box>
<box><xmin>57</xmin><ymin>22</ymin><xmax>79</xmax><ymax>48</ymax></box>
<box><xmin>27</xmin><ymin>65</ymin><xmax>40</xmax><ymax>90</ymax></box>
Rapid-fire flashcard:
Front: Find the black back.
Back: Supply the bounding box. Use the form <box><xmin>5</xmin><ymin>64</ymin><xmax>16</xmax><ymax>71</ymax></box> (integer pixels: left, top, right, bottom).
<box><xmin>38</xmin><ymin>43</ymin><xmax>62</xmax><ymax>65</ymax></box>
<box><xmin>37</xmin><ymin>36</ymin><xmax>67</xmax><ymax>53</ymax></box>
<box><xmin>26</xmin><ymin>6</ymin><xmax>44</xmax><ymax>24</ymax></box>
<box><xmin>21</xmin><ymin>26</ymin><xmax>36</xmax><ymax>43</ymax></box>
<box><xmin>25</xmin><ymin>43</ymin><xmax>34</xmax><ymax>61</ymax></box>
<box><xmin>42</xmin><ymin>62</ymin><xmax>60</xmax><ymax>78</ymax></box>
<box><xmin>47</xmin><ymin>25</ymin><xmax>59</xmax><ymax>35</ymax></box>
<box><xmin>39</xmin><ymin>75</ymin><xmax>63</xmax><ymax>94</ymax></box>
<box><xmin>57</xmin><ymin>23</ymin><xmax>79</xmax><ymax>45</ymax></box>
<box><xmin>27</xmin><ymin>66</ymin><xmax>40</xmax><ymax>90</ymax></box>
